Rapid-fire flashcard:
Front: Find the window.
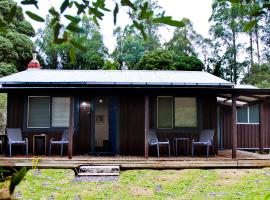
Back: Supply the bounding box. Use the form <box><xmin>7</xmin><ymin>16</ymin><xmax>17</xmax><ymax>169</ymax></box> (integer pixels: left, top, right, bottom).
<box><xmin>27</xmin><ymin>96</ymin><xmax>71</xmax><ymax>128</ymax></box>
<box><xmin>175</xmin><ymin>97</ymin><xmax>197</xmax><ymax>127</ymax></box>
<box><xmin>157</xmin><ymin>96</ymin><xmax>197</xmax><ymax>129</ymax></box>
<box><xmin>157</xmin><ymin>97</ymin><xmax>173</xmax><ymax>128</ymax></box>
<box><xmin>52</xmin><ymin>97</ymin><xmax>70</xmax><ymax>127</ymax></box>
<box><xmin>237</xmin><ymin>104</ymin><xmax>259</xmax><ymax>124</ymax></box>
<box><xmin>28</xmin><ymin>97</ymin><xmax>50</xmax><ymax>128</ymax></box>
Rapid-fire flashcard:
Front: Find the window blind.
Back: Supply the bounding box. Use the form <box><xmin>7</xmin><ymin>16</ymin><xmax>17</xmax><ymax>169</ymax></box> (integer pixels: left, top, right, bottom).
<box><xmin>28</xmin><ymin>97</ymin><xmax>50</xmax><ymax>128</ymax></box>
<box><xmin>52</xmin><ymin>97</ymin><xmax>70</xmax><ymax>127</ymax></box>
<box><xmin>157</xmin><ymin>97</ymin><xmax>173</xmax><ymax>128</ymax></box>
<box><xmin>174</xmin><ymin>97</ymin><xmax>197</xmax><ymax>127</ymax></box>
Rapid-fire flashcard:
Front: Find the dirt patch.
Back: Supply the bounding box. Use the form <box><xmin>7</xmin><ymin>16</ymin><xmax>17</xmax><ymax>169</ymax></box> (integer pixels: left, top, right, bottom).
<box><xmin>154</xmin><ymin>169</ymin><xmax>189</xmax><ymax>183</ymax></box>
<box><xmin>130</xmin><ymin>186</ymin><xmax>154</xmax><ymax>197</ymax></box>
<box><xmin>214</xmin><ymin>169</ymin><xmax>252</xmax><ymax>186</ymax></box>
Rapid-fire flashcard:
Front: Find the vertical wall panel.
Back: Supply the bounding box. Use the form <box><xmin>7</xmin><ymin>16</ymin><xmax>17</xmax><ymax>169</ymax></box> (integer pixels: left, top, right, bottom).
<box><xmin>119</xmin><ymin>95</ymin><xmax>145</xmax><ymax>156</ymax></box>
<box><xmin>220</xmin><ymin>104</ymin><xmax>267</xmax><ymax>149</ymax></box>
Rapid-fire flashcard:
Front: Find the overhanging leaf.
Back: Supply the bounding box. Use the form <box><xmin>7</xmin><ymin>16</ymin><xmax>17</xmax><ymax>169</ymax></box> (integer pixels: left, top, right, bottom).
<box><xmin>60</xmin><ymin>0</ymin><xmax>69</xmax><ymax>13</ymax></box>
<box><xmin>113</xmin><ymin>3</ymin><xmax>119</xmax><ymax>25</ymax></box>
<box><xmin>64</xmin><ymin>15</ymin><xmax>81</xmax><ymax>24</ymax></box>
<box><xmin>133</xmin><ymin>20</ymin><xmax>147</xmax><ymax>40</ymax></box>
<box><xmin>66</xmin><ymin>23</ymin><xmax>84</xmax><ymax>33</ymax></box>
<box><xmin>49</xmin><ymin>7</ymin><xmax>59</xmax><ymax>16</ymax></box>
<box><xmin>120</xmin><ymin>0</ymin><xmax>137</xmax><ymax>11</ymax></box>
<box><xmin>153</xmin><ymin>16</ymin><xmax>185</xmax><ymax>27</ymax></box>
<box><xmin>69</xmin><ymin>40</ymin><xmax>87</xmax><ymax>51</ymax></box>
<box><xmin>21</xmin><ymin>0</ymin><xmax>38</xmax><ymax>9</ymax></box>
<box><xmin>243</xmin><ymin>20</ymin><xmax>257</xmax><ymax>32</ymax></box>
<box><xmin>89</xmin><ymin>7</ymin><xmax>104</xmax><ymax>20</ymax></box>
<box><xmin>25</xmin><ymin>11</ymin><xmax>45</xmax><ymax>22</ymax></box>
<box><xmin>9</xmin><ymin>167</ymin><xmax>27</xmax><ymax>195</ymax></box>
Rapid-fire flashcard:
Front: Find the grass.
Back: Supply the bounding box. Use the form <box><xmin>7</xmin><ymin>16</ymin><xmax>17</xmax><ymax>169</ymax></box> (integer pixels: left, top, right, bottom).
<box><xmin>1</xmin><ymin>168</ymin><xmax>270</xmax><ymax>199</ymax></box>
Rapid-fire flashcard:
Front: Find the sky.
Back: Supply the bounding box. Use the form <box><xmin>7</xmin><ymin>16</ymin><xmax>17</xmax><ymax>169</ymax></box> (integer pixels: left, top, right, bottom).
<box><xmin>20</xmin><ymin>0</ymin><xmax>213</xmax><ymax>53</ymax></box>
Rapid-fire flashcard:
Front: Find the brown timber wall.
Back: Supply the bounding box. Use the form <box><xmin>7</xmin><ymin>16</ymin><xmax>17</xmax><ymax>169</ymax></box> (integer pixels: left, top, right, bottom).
<box><xmin>220</xmin><ymin>102</ymin><xmax>270</xmax><ymax>149</ymax></box>
<box><xmin>119</xmin><ymin>95</ymin><xmax>145</xmax><ymax>156</ymax></box>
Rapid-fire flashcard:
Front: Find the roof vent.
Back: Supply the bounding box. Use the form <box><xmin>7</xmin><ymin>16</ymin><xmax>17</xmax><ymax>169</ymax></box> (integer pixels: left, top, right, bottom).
<box><xmin>27</xmin><ymin>52</ymin><xmax>40</xmax><ymax>69</ymax></box>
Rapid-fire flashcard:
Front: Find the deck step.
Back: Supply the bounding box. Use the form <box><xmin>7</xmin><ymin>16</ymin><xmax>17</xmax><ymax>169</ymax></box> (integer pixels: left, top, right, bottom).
<box><xmin>78</xmin><ymin>172</ymin><xmax>119</xmax><ymax>176</ymax></box>
<box><xmin>73</xmin><ymin>165</ymin><xmax>120</xmax><ymax>182</ymax></box>
<box><xmin>79</xmin><ymin>165</ymin><xmax>120</xmax><ymax>175</ymax></box>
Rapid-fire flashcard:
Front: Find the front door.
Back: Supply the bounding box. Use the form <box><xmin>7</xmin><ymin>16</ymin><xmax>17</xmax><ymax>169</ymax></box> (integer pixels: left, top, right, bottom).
<box><xmin>94</xmin><ymin>96</ymin><xmax>118</xmax><ymax>155</ymax></box>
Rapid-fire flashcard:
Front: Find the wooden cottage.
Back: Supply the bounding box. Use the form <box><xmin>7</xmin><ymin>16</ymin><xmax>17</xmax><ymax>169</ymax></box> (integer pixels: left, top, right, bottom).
<box><xmin>0</xmin><ymin>63</ymin><xmax>270</xmax><ymax>161</ymax></box>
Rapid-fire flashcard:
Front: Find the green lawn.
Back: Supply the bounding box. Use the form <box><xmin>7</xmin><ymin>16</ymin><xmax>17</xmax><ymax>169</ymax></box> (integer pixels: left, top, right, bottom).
<box><xmin>1</xmin><ymin>168</ymin><xmax>270</xmax><ymax>199</ymax></box>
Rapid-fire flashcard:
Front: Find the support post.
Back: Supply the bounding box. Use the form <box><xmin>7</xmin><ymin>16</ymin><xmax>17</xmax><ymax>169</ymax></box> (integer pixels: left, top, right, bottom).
<box><xmin>231</xmin><ymin>95</ymin><xmax>237</xmax><ymax>159</ymax></box>
<box><xmin>259</xmin><ymin>102</ymin><xmax>264</xmax><ymax>154</ymax></box>
<box><xmin>68</xmin><ymin>96</ymin><xmax>74</xmax><ymax>159</ymax></box>
<box><xmin>144</xmin><ymin>96</ymin><xmax>149</xmax><ymax>158</ymax></box>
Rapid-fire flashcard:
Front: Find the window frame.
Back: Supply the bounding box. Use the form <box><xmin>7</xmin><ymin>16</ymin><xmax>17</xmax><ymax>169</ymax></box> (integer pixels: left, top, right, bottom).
<box><xmin>27</xmin><ymin>96</ymin><xmax>51</xmax><ymax>129</ymax></box>
<box><xmin>236</xmin><ymin>105</ymin><xmax>260</xmax><ymax>125</ymax></box>
<box><xmin>156</xmin><ymin>96</ymin><xmax>199</xmax><ymax>131</ymax></box>
<box><xmin>26</xmin><ymin>96</ymin><xmax>71</xmax><ymax>130</ymax></box>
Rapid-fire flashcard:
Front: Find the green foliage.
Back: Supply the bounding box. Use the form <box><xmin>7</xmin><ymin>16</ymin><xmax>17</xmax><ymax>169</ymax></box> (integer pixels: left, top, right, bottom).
<box><xmin>209</xmin><ymin>0</ymin><xmax>246</xmax><ymax>83</ymax></box>
<box><xmin>9</xmin><ymin>167</ymin><xmax>27</xmax><ymax>195</ymax></box>
<box><xmin>35</xmin><ymin>16</ymin><xmax>107</xmax><ymax>69</ymax></box>
<box><xmin>174</xmin><ymin>55</ymin><xmax>204</xmax><ymax>71</ymax></box>
<box><xmin>165</xmin><ymin>18</ymin><xmax>200</xmax><ymax>57</ymax></box>
<box><xmin>0</xmin><ymin>93</ymin><xmax>7</xmax><ymax>135</ymax></box>
<box><xmin>4</xmin><ymin>0</ymin><xmax>184</xmax><ymax>46</ymax></box>
<box><xmin>242</xmin><ymin>63</ymin><xmax>270</xmax><ymax>88</ymax></box>
<box><xmin>103</xmin><ymin>60</ymin><xmax>120</xmax><ymax>70</ymax></box>
<box><xmin>0</xmin><ymin>62</ymin><xmax>17</xmax><ymax>77</ymax></box>
<box><xmin>0</xmin><ymin>0</ymin><xmax>35</xmax><ymax>73</ymax></box>
<box><xmin>137</xmin><ymin>48</ymin><xmax>175</xmax><ymax>70</ymax></box>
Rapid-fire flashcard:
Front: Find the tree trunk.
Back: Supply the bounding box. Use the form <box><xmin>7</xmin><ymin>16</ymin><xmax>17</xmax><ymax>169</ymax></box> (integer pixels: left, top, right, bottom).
<box><xmin>232</xmin><ymin>28</ymin><xmax>237</xmax><ymax>84</ymax></box>
<box><xmin>255</xmin><ymin>23</ymin><xmax>260</xmax><ymax>65</ymax></box>
<box><xmin>249</xmin><ymin>31</ymin><xmax>253</xmax><ymax>75</ymax></box>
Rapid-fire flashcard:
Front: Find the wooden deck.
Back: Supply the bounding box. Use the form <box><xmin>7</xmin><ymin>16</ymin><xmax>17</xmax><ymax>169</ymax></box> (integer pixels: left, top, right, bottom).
<box><xmin>0</xmin><ymin>150</ymin><xmax>270</xmax><ymax>169</ymax></box>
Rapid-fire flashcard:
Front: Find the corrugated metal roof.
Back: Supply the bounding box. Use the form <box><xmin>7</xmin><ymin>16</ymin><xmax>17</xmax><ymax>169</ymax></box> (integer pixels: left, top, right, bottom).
<box><xmin>0</xmin><ymin>69</ymin><xmax>233</xmax><ymax>87</ymax></box>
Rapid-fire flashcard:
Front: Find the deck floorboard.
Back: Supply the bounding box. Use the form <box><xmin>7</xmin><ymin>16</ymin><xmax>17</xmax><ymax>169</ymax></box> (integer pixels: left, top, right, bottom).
<box><xmin>0</xmin><ymin>150</ymin><xmax>269</xmax><ymax>169</ymax></box>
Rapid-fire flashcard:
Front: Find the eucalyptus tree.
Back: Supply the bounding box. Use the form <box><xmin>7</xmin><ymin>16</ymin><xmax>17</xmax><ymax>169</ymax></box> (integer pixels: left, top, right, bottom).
<box><xmin>2</xmin><ymin>0</ymin><xmax>185</xmax><ymax>62</ymax></box>
<box><xmin>165</xmin><ymin>18</ymin><xmax>199</xmax><ymax>56</ymax></box>
<box><xmin>36</xmin><ymin>16</ymin><xmax>108</xmax><ymax>69</ymax></box>
<box><xmin>112</xmin><ymin>0</ymin><xmax>162</xmax><ymax>69</ymax></box>
<box><xmin>209</xmin><ymin>0</ymin><xmax>244</xmax><ymax>83</ymax></box>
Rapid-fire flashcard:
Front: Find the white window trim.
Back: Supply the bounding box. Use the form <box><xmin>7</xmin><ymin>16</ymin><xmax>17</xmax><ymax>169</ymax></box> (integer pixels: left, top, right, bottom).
<box><xmin>27</xmin><ymin>96</ymin><xmax>51</xmax><ymax>128</ymax></box>
<box><xmin>237</xmin><ymin>106</ymin><xmax>259</xmax><ymax>125</ymax></box>
<box><xmin>157</xmin><ymin>96</ymin><xmax>173</xmax><ymax>129</ymax></box>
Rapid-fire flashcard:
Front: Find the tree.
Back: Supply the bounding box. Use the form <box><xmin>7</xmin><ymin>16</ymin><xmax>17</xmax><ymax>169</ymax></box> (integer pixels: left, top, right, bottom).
<box><xmin>209</xmin><ymin>0</ymin><xmax>244</xmax><ymax>83</ymax></box>
<box><xmin>4</xmin><ymin>0</ymin><xmax>185</xmax><ymax>55</ymax></box>
<box><xmin>112</xmin><ymin>0</ymin><xmax>162</xmax><ymax>69</ymax></box>
<box><xmin>0</xmin><ymin>0</ymin><xmax>35</xmax><ymax>76</ymax></box>
<box><xmin>165</xmin><ymin>18</ymin><xmax>200</xmax><ymax>56</ymax></box>
<box><xmin>137</xmin><ymin>48</ymin><xmax>175</xmax><ymax>70</ymax></box>
<box><xmin>242</xmin><ymin>63</ymin><xmax>270</xmax><ymax>88</ymax></box>
<box><xmin>36</xmin><ymin>16</ymin><xmax>108</xmax><ymax>69</ymax></box>
<box><xmin>174</xmin><ymin>55</ymin><xmax>204</xmax><ymax>71</ymax></box>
